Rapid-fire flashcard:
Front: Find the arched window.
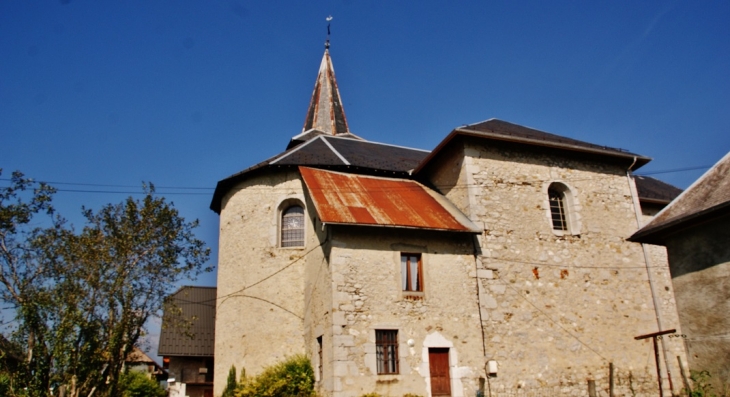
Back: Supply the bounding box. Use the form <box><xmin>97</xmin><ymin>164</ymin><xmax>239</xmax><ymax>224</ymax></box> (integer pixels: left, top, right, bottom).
<box><xmin>546</xmin><ymin>182</ymin><xmax>580</xmax><ymax>235</ymax></box>
<box><xmin>548</xmin><ymin>186</ymin><xmax>568</xmax><ymax>231</ymax></box>
<box><xmin>281</xmin><ymin>205</ymin><xmax>305</xmax><ymax>247</ymax></box>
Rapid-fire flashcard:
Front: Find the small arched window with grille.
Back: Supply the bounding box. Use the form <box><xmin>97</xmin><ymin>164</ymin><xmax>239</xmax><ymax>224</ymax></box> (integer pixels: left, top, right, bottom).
<box><xmin>281</xmin><ymin>205</ymin><xmax>305</xmax><ymax>247</ymax></box>
<box><xmin>548</xmin><ymin>186</ymin><xmax>568</xmax><ymax>231</ymax></box>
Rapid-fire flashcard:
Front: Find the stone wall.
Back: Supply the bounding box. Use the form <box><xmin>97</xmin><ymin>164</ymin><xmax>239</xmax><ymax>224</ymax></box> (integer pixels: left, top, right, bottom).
<box><xmin>320</xmin><ymin>227</ymin><xmax>485</xmax><ymax>397</ymax></box>
<box><xmin>424</xmin><ymin>139</ymin><xmax>688</xmax><ymax>396</ymax></box>
<box><xmin>214</xmin><ymin>170</ymin><xmax>313</xmax><ymax>395</ymax></box>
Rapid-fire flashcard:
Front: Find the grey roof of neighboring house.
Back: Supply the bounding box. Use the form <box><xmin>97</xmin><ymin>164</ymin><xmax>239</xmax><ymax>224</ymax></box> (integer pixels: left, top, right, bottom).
<box><xmin>210</xmin><ymin>135</ymin><xmax>429</xmax><ymax>213</ymax></box>
<box><xmin>634</xmin><ymin>175</ymin><xmax>683</xmax><ymax>204</ymax></box>
<box><xmin>630</xmin><ymin>151</ymin><xmax>730</xmax><ymax>244</ymax></box>
<box><xmin>414</xmin><ymin>119</ymin><xmax>651</xmax><ymax>174</ymax></box>
<box><xmin>158</xmin><ymin>286</ymin><xmax>216</xmax><ymax>357</ymax></box>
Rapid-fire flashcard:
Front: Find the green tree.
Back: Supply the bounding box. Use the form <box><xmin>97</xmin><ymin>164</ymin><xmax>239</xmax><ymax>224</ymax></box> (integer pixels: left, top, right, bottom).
<box><xmin>222</xmin><ymin>365</ymin><xmax>238</xmax><ymax>397</ymax></box>
<box><xmin>0</xmin><ymin>170</ymin><xmax>211</xmax><ymax>396</ymax></box>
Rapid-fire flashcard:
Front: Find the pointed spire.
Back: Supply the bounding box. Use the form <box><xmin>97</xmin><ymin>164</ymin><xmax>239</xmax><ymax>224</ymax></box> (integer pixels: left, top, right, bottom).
<box><xmin>301</xmin><ymin>29</ymin><xmax>349</xmax><ymax>135</ymax></box>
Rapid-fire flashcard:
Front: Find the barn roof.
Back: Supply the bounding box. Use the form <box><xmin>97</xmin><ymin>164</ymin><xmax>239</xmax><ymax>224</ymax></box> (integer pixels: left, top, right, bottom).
<box><xmin>630</xmin><ymin>151</ymin><xmax>730</xmax><ymax>244</ymax></box>
<box><xmin>158</xmin><ymin>286</ymin><xmax>216</xmax><ymax>357</ymax></box>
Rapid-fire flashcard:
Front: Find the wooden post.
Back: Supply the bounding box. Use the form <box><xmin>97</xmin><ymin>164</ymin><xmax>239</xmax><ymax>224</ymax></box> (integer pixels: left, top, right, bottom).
<box><xmin>588</xmin><ymin>379</ymin><xmax>597</xmax><ymax>397</ymax></box>
<box><xmin>635</xmin><ymin>329</ymin><xmax>676</xmax><ymax>397</ymax></box>
<box><xmin>653</xmin><ymin>336</ymin><xmax>664</xmax><ymax>397</ymax></box>
<box><xmin>609</xmin><ymin>362</ymin><xmax>615</xmax><ymax>397</ymax></box>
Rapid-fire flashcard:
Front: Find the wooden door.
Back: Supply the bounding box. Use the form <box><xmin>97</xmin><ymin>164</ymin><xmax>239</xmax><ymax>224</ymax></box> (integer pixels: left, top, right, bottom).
<box><xmin>429</xmin><ymin>348</ymin><xmax>451</xmax><ymax>396</ymax></box>
<box><xmin>204</xmin><ymin>390</ymin><xmax>213</xmax><ymax>397</ymax></box>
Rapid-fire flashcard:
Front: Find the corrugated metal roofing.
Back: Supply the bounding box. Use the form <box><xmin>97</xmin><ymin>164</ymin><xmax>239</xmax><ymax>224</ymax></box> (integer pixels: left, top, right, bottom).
<box><xmin>158</xmin><ymin>286</ymin><xmax>216</xmax><ymax>357</ymax></box>
<box><xmin>631</xmin><ymin>151</ymin><xmax>730</xmax><ymax>244</ymax></box>
<box><xmin>300</xmin><ymin>166</ymin><xmax>479</xmax><ymax>233</ymax></box>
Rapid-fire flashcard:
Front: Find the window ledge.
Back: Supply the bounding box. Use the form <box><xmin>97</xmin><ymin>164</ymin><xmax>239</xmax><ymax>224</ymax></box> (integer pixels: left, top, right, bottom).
<box><xmin>402</xmin><ymin>292</ymin><xmax>424</xmax><ymax>300</ymax></box>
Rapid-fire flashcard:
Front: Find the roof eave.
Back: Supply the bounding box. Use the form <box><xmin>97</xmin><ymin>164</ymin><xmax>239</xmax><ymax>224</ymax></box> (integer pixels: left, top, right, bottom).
<box><xmin>414</xmin><ymin>128</ymin><xmax>651</xmax><ymax>175</ymax></box>
<box><xmin>323</xmin><ymin>221</ymin><xmax>481</xmax><ymax>234</ymax></box>
<box><xmin>629</xmin><ymin>201</ymin><xmax>730</xmax><ymax>244</ymax></box>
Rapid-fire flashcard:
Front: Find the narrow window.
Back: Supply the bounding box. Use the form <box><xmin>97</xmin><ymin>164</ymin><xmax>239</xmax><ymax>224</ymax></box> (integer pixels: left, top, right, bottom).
<box><xmin>316</xmin><ymin>336</ymin><xmax>323</xmax><ymax>381</ymax></box>
<box><xmin>281</xmin><ymin>205</ymin><xmax>304</xmax><ymax>247</ymax></box>
<box><xmin>401</xmin><ymin>253</ymin><xmax>422</xmax><ymax>292</ymax></box>
<box><xmin>548</xmin><ymin>187</ymin><xmax>568</xmax><ymax>231</ymax></box>
<box><xmin>376</xmin><ymin>330</ymin><xmax>399</xmax><ymax>374</ymax></box>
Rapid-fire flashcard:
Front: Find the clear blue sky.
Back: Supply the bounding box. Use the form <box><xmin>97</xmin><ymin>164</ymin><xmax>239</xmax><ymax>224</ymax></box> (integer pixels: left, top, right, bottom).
<box><xmin>1</xmin><ymin>0</ymin><xmax>729</xmax><ymax>360</ymax></box>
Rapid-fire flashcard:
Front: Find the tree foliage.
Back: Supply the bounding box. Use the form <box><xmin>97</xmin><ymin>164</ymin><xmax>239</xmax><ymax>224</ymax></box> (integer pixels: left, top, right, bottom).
<box><xmin>222</xmin><ymin>365</ymin><xmax>238</xmax><ymax>397</ymax></box>
<box><xmin>0</xmin><ymin>170</ymin><xmax>211</xmax><ymax>396</ymax></box>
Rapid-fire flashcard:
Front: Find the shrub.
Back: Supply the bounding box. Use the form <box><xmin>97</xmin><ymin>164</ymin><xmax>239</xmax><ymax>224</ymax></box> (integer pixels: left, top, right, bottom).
<box><xmin>119</xmin><ymin>371</ymin><xmax>166</xmax><ymax>397</ymax></box>
<box><xmin>223</xmin><ymin>366</ymin><xmax>238</xmax><ymax>397</ymax></box>
<box><xmin>236</xmin><ymin>354</ymin><xmax>315</xmax><ymax>397</ymax></box>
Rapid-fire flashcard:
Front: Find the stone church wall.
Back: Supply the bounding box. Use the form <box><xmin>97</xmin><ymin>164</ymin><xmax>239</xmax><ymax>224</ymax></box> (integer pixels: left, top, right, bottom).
<box><xmin>425</xmin><ymin>140</ymin><xmax>688</xmax><ymax>396</ymax></box>
<box><xmin>214</xmin><ymin>170</ymin><xmax>314</xmax><ymax>396</ymax></box>
<box><xmin>320</xmin><ymin>227</ymin><xmax>485</xmax><ymax>397</ymax></box>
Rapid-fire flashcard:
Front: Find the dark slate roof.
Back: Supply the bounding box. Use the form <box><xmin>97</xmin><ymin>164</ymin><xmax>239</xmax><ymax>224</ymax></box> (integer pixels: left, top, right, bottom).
<box><xmin>630</xmin><ymin>151</ymin><xmax>730</xmax><ymax>244</ymax></box>
<box><xmin>415</xmin><ymin>119</ymin><xmax>651</xmax><ymax>174</ymax></box>
<box><xmin>634</xmin><ymin>175</ymin><xmax>683</xmax><ymax>204</ymax></box>
<box><xmin>158</xmin><ymin>286</ymin><xmax>216</xmax><ymax>357</ymax></box>
<box><xmin>211</xmin><ymin>136</ymin><xmax>429</xmax><ymax>213</ymax></box>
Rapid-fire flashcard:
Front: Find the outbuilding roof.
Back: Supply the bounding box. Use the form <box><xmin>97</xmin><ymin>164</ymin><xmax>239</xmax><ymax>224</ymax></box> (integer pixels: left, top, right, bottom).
<box><xmin>634</xmin><ymin>175</ymin><xmax>683</xmax><ymax>205</ymax></box>
<box><xmin>300</xmin><ymin>166</ymin><xmax>479</xmax><ymax>233</ymax></box>
<box><xmin>158</xmin><ymin>286</ymin><xmax>216</xmax><ymax>357</ymax></box>
<box><xmin>630</xmin><ymin>151</ymin><xmax>730</xmax><ymax>244</ymax></box>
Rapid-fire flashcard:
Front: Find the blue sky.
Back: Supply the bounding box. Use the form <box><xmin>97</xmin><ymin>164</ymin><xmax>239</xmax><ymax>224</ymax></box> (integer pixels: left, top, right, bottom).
<box><xmin>1</xmin><ymin>0</ymin><xmax>729</xmax><ymax>359</ymax></box>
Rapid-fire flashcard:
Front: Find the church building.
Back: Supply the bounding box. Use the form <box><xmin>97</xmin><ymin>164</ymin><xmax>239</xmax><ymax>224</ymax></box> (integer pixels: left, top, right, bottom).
<box><xmin>210</xmin><ymin>44</ymin><xmax>687</xmax><ymax>397</ymax></box>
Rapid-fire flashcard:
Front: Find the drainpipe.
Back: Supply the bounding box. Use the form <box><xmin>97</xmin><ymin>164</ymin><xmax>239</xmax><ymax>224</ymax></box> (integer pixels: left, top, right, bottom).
<box><xmin>626</xmin><ymin>156</ymin><xmax>675</xmax><ymax>395</ymax></box>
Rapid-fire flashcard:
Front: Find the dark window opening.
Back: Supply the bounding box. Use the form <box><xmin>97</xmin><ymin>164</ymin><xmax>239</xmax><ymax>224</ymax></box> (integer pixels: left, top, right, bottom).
<box><xmin>548</xmin><ymin>188</ymin><xmax>568</xmax><ymax>231</ymax></box>
<box><xmin>376</xmin><ymin>330</ymin><xmax>399</xmax><ymax>374</ymax></box>
<box><xmin>401</xmin><ymin>253</ymin><xmax>422</xmax><ymax>292</ymax></box>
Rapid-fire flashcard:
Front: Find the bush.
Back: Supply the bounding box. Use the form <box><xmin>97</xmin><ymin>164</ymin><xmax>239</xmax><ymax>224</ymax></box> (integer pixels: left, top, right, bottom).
<box><xmin>236</xmin><ymin>354</ymin><xmax>315</xmax><ymax>397</ymax></box>
<box><xmin>119</xmin><ymin>371</ymin><xmax>166</xmax><ymax>397</ymax></box>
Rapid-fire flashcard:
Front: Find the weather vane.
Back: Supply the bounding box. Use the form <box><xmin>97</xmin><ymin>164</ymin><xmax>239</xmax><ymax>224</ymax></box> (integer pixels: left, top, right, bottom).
<box><xmin>325</xmin><ymin>15</ymin><xmax>333</xmax><ymax>49</ymax></box>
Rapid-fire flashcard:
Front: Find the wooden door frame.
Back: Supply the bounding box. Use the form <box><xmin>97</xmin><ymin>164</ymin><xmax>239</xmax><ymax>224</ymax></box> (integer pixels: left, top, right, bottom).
<box><xmin>428</xmin><ymin>347</ymin><xmax>452</xmax><ymax>397</ymax></box>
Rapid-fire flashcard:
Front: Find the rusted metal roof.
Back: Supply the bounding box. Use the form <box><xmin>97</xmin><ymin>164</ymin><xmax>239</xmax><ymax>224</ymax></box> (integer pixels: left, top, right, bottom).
<box><xmin>158</xmin><ymin>286</ymin><xmax>216</xmax><ymax>357</ymax></box>
<box><xmin>630</xmin><ymin>151</ymin><xmax>730</xmax><ymax>244</ymax></box>
<box><xmin>300</xmin><ymin>167</ymin><xmax>479</xmax><ymax>233</ymax></box>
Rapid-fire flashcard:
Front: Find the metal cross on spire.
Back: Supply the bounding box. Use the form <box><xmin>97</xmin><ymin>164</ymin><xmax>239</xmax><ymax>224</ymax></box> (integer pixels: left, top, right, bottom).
<box><xmin>325</xmin><ymin>15</ymin><xmax>333</xmax><ymax>49</ymax></box>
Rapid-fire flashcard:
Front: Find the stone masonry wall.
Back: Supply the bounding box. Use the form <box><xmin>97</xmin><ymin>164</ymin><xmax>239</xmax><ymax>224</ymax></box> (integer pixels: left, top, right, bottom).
<box><xmin>323</xmin><ymin>227</ymin><xmax>486</xmax><ymax>397</ymax></box>
<box><xmin>427</xmin><ymin>140</ymin><xmax>688</xmax><ymax>396</ymax></box>
<box><xmin>215</xmin><ymin>170</ymin><xmax>313</xmax><ymax>396</ymax></box>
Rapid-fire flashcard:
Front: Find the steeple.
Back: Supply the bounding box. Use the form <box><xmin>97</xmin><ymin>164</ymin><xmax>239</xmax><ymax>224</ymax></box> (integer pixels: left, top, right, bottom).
<box><xmin>301</xmin><ymin>48</ymin><xmax>350</xmax><ymax>135</ymax></box>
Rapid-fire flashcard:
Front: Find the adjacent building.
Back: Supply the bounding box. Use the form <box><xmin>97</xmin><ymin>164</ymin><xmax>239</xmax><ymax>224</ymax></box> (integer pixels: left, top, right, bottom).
<box><xmin>631</xmin><ymin>151</ymin><xmax>730</xmax><ymax>390</ymax></box>
<box><xmin>159</xmin><ymin>286</ymin><xmax>216</xmax><ymax>397</ymax></box>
